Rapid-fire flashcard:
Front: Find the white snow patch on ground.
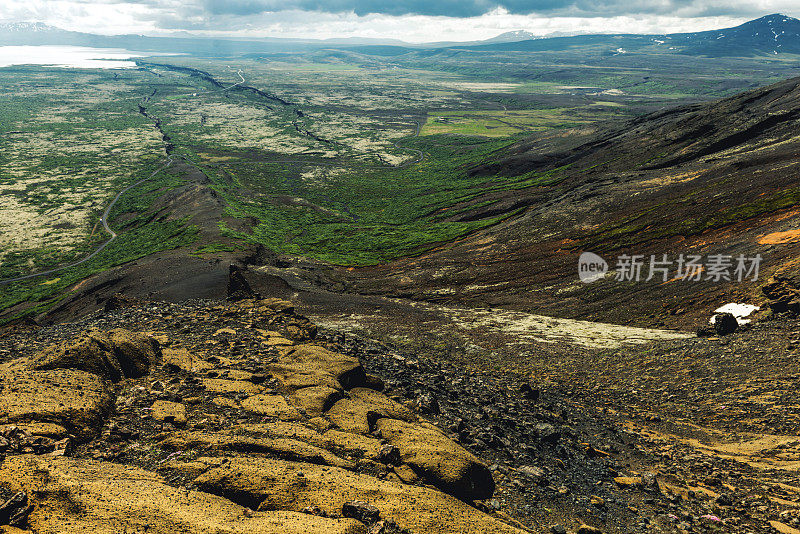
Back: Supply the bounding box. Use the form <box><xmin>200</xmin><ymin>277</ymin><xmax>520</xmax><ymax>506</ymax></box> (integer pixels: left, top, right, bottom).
<box><xmin>709</xmin><ymin>303</ymin><xmax>760</xmax><ymax>325</ymax></box>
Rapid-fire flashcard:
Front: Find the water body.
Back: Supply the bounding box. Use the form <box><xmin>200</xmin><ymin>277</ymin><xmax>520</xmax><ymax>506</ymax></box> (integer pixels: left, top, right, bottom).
<box><xmin>0</xmin><ymin>46</ymin><xmax>145</xmax><ymax>68</ymax></box>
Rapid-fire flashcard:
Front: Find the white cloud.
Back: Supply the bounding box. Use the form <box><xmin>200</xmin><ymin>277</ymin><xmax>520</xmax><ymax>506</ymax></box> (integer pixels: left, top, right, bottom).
<box><xmin>0</xmin><ymin>0</ymin><xmax>798</xmax><ymax>41</ymax></box>
<box><xmin>184</xmin><ymin>11</ymin><xmax>754</xmax><ymax>42</ymax></box>
<box><xmin>0</xmin><ymin>1</ymin><xmax>161</xmax><ymax>35</ymax></box>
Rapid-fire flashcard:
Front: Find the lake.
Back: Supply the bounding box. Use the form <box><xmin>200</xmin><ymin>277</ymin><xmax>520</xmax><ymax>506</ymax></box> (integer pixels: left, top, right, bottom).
<box><xmin>0</xmin><ymin>46</ymin><xmax>145</xmax><ymax>69</ymax></box>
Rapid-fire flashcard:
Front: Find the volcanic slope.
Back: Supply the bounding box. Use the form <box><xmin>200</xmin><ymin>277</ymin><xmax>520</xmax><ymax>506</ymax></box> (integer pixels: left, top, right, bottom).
<box><xmin>328</xmin><ymin>75</ymin><xmax>800</xmax><ymax>329</ymax></box>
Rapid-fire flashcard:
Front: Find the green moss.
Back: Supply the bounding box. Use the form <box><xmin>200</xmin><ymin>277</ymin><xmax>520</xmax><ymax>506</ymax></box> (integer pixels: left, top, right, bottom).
<box><xmin>189</xmin><ymin>134</ymin><xmax>547</xmax><ymax>265</ymax></box>
<box><xmin>191</xmin><ymin>242</ymin><xmax>242</xmax><ymax>255</ymax></box>
<box><xmin>0</xmin><ymin>218</ymin><xmax>198</xmax><ymax>323</ymax></box>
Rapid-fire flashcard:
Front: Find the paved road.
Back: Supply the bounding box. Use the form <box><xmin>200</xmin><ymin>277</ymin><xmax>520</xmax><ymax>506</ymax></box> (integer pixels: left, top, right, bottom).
<box><xmin>0</xmin><ymin>157</ymin><xmax>174</xmax><ymax>286</ymax></box>
<box><xmin>0</xmin><ymin>66</ymin><xmax>423</xmax><ymax>287</ymax></box>
<box><xmin>0</xmin><ymin>65</ymin><xmax>250</xmax><ymax>287</ymax></box>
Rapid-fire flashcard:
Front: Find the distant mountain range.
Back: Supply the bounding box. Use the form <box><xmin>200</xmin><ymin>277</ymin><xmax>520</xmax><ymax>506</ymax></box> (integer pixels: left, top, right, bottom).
<box><xmin>0</xmin><ymin>23</ymin><xmax>550</xmax><ymax>52</ymax></box>
<box><xmin>1</xmin><ymin>14</ymin><xmax>799</xmax><ymax>57</ymax></box>
<box><xmin>2</xmin><ymin>22</ymin><xmax>55</xmax><ymax>33</ymax></box>
<box><xmin>674</xmin><ymin>13</ymin><xmax>800</xmax><ymax>56</ymax></box>
<box><xmin>482</xmin><ymin>30</ymin><xmax>540</xmax><ymax>43</ymax></box>
<box><xmin>468</xmin><ymin>14</ymin><xmax>800</xmax><ymax>57</ymax></box>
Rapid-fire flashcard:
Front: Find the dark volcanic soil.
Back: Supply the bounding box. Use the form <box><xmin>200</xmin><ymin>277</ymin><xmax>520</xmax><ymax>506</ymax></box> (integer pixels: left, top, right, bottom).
<box><xmin>3</xmin><ymin>297</ymin><xmax>800</xmax><ymax>533</ymax></box>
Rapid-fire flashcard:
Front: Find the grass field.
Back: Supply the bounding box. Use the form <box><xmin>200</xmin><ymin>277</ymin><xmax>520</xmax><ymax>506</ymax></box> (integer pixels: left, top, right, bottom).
<box><xmin>420</xmin><ymin>108</ymin><xmax>616</xmax><ymax>137</ymax></box>
<box><xmin>203</xmin><ymin>135</ymin><xmax>530</xmax><ymax>265</ymax></box>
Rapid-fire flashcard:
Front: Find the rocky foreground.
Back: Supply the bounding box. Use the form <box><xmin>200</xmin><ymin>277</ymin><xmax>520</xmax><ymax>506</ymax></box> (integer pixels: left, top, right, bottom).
<box><xmin>2</xmin><ymin>296</ymin><xmax>800</xmax><ymax>533</ymax></box>
<box><xmin>0</xmin><ymin>297</ymin><xmax>533</xmax><ymax>533</ymax></box>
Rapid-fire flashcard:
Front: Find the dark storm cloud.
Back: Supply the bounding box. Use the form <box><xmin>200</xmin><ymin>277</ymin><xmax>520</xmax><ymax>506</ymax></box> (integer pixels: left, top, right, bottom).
<box><xmin>201</xmin><ymin>0</ymin><xmax>500</xmax><ymax>17</ymax></box>
<box><xmin>198</xmin><ymin>0</ymin><xmax>768</xmax><ymax>18</ymax></box>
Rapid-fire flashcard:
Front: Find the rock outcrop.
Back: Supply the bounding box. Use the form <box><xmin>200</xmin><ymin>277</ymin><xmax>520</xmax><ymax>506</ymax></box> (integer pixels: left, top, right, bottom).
<box><xmin>1</xmin><ymin>455</ymin><xmax>365</xmax><ymax>534</ymax></box>
<box><xmin>763</xmin><ymin>268</ymin><xmax>800</xmax><ymax>315</ymax></box>
<box><xmin>0</xmin><ymin>328</ymin><xmax>159</xmax><ymax>443</ymax></box>
<box><xmin>0</xmin><ymin>299</ymin><xmax>519</xmax><ymax>533</ymax></box>
<box><xmin>31</xmin><ymin>328</ymin><xmax>160</xmax><ymax>381</ymax></box>
<box><xmin>376</xmin><ymin>419</ymin><xmax>495</xmax><ymax>501</ymax></box>
<box><xmin>0</xmin><ymin>365</ymin><xmax>114</xmax><ymax>441</ymax></box>
<box><xmin>192</xmin><ymin>456</ymin><xmax>521</xmax><ymax>534</ymax></box>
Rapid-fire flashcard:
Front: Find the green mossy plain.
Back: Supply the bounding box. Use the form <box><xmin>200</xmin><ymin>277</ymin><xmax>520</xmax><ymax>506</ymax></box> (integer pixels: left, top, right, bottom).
<box><xmin>2</xmin><ymin>49</ymin><xmax>799</xmax><ymax>320</ymax></box>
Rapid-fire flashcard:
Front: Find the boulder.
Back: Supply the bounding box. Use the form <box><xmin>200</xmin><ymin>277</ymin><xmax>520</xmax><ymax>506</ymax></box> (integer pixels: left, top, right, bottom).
<box><xmin>325</xmin><ymin>389</ymin><xmax>413</xmax><ymax>434</ymax></box>
<box><xmin>31</xmin><ymin>329</ymin><xmax>159</xmax><ymax>382</ymax></box>
<box><xmin>192</xmin><ymin>457</ymin><xmax>525</xmax><ymax>534</ymax></box>
<box><xmin>31</xmin><ymin>330</ymin><xmax>121</xmax><ymax>381</ymax></box>
<box><xmin>763</xmin><ymin>270</ymin><xmax>800</xmax><ymax>314</ymax></box>
<box><xmin>0</xmin><ymin>364</ymin><xmax>114</xmax><ymax>441</ymax></box>
<box><xmin>713</xmin><ymin>313</ymin><xmax>738</xmax><ymax>335</ymax></box>
<box><xmin>349</xmin><ymin>389</ymin><xmax>413</xmax><ymax>421</ymax></box>
<box><xmin>106</xmin><ymin>328</ymin><xmax>161</xmax><ymax>378</ymax></box>
<box><xmin>375</xmin><ymin>419</ymin><xmax>495</xmax><ymax>501</ymax></box>
<box><xmin>0</xmin><ymin>455</ymin><xmax>364</xmax><ymax>534</ymax></box>
<box><xmin>267</xmin><ymin>345</ymin><xmax>366</xmax><ymax>392</ymax></box>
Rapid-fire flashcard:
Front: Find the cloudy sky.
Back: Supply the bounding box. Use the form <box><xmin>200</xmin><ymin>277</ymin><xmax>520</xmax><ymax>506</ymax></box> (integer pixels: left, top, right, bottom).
<box><xmin>1</xmin><ymin>0</ymin><xmax>799</xmax><ymax>42</ymax></box>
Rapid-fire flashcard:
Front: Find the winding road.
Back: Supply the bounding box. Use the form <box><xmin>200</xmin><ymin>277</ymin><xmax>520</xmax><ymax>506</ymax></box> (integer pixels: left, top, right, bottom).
<box><xmin>0</xmin><ymin>157</ymin><xmax>174</xmax><ymax>286</ymax></box>
<box><xmin>0</xmin><ymin>65</ymin><xmax>250</xmax><ymax>287</ymax></box>
<box><xmin>0</xmin><ymin>65</ymin><xmax>423</xmax><ymax>287</ymax></box>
